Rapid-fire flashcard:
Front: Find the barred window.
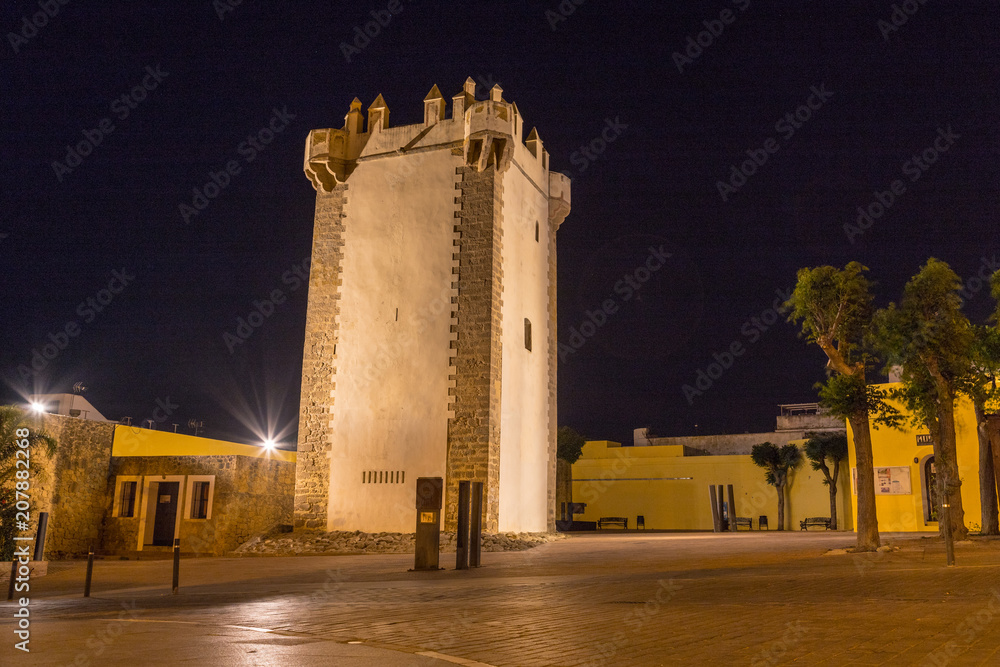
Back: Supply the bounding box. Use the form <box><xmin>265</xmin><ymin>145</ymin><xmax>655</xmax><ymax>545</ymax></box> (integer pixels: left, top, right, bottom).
<box><xmin>117</xmin><ymin>481</ymin><xmax>137</xmax><ymax>517</ymax></box>
<box><xmin>191</xmin><ymin>481</ymin><xmax>211</xmax><ymax>519</ymax></box>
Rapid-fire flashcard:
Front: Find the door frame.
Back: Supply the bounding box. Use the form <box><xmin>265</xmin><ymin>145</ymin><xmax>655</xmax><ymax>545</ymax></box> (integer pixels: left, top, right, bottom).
<box><xmin>137</xmin><ymin>475</ymin><xmax>186</xmax><ymax>550</ymax></box>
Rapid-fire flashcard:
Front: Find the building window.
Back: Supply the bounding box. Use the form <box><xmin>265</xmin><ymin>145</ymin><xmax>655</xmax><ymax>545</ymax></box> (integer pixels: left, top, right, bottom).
<box><xmin>191</xmin><ymin>481</ymin><xmax>211</xmax><ymax>519</ymax></box>
<box><xmin>117</xmin><ymin>480</ymin><xmax>138</xmax><ymax>517</ymax></box>
<box><xmin>184</xmin><ymin>476</ymin><xmax>215</xmax><ymax>520</ymax></box>
<box><xmin>524</xmin><ymin>318</ymin><xmax>532</xmax><ymax>351</ymax></box>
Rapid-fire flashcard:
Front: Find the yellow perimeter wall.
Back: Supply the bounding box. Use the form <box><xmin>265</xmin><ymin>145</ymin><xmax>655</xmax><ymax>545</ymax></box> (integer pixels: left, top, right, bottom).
<box><xmin>112</xmin><ymin>426</ymin><xmax>296</xmax><ymax>462</ymax></box>
<box><xmin>847</xmin><ymin>383</ymin><xmax>982</xmax><ymax>532</ymax></box>
<box><xmin>571</xmin><ymin>441</ymin><xmax>852</xmax><ymax>531</ymax></box>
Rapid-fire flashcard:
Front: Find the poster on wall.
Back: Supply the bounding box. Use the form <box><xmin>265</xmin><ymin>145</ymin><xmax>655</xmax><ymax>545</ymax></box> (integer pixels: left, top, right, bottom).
<box><xmin>850</xmin><ymin>466</ymin><xmax>912</xmax><ymax>495</ymax></box>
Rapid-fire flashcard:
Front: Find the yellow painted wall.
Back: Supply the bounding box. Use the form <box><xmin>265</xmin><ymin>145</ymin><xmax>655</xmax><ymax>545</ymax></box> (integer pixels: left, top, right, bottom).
<box><xmin>571</xmin><ymin>440</ymin><xmax>852</xmax><ymax>531</ymax></box>
<box><xmin>846</xmin><ymin>383</ymin><xmax>982</xmax><ymax>532</ymax></box>
<box><xmin>112</xmin><ymin>426</ymin><xmax>296</xmax><ymax>462</ymax></box>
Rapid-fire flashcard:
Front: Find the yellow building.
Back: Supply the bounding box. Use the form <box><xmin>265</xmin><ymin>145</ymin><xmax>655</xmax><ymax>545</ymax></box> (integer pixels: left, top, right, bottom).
<box><xmin>846</xmin><ymin>383</ymin><xmax>986</xmax><ymax>532</ymax></box>
<box><xmin>571</xmin><ymin>440</ymin><xmax>852</xmax><ymax>531</ymax></box>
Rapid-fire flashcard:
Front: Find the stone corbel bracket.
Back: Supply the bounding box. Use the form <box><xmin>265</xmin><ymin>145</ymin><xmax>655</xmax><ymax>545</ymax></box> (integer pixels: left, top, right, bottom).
<box><xmin>548</xmin><ymin>171</ymin><xmax>571</xmax><ymax>229</ymax></box>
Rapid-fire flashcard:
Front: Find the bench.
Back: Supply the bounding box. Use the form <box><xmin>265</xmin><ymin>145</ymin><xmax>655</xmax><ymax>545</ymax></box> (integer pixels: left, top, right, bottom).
<box><xmin>800</xmin><ymin>517</ymin><xmax>832</xmax><ymax>530</ymax></box>
<box><xmin>733</xmin><ymin>517</ymin><xmax>752</xmax><ymax>530</ymax></box>
<box><xmin>597</xmin><ymin>517</ymin><xmax>628</xmax><ymax>529</ymax></box>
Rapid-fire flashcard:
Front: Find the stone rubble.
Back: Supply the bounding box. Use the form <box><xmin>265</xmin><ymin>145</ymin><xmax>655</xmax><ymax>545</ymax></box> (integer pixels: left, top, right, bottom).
<box><xmin>233</xmin><ymin>529</ymin><xmax>566</xmax><ymax>556</ymax></box>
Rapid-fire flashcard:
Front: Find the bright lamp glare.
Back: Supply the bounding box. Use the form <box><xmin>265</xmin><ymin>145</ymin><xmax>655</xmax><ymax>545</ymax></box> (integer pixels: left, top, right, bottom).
<box><xmin>30</xmin><ymin>402</ymin><xmax>45</xmax><ymax>414</ymax></box>
<box><xmin>262</xmin><ymin>438</ymin><xmax>276</xmax><ymax>450</ymax></box>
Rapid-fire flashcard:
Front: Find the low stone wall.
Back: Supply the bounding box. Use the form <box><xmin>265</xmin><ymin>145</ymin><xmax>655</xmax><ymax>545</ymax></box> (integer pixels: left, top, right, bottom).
<box><xmin>234</xmin><ymin>530</ymin><xmax>566</xmax><ymax>556</ymax></box>
<box><xmin>41</xmin><ymin>415</ymin><xmax>116</xmax><ymax>559</ymax></box>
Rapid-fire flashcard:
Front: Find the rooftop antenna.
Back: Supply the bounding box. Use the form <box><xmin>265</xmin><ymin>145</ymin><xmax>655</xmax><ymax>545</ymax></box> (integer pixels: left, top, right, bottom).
<box><xmin>120</xmin><ymin>416</ymin><xmax>133</xmax><ymax>426</ymax></box>
<box><xmin>188</xmin><ymin>419</ymin><xmax>204</xmax><ymax>437</ymax></box>
<box><xmin>144</xmin><ymin>419</ymin><xmax>156</xmax><ymax>430</ymax></box>
<box><xmin>73</xmin><ymin>382</ymin><xmax>87</xmax><ymax>394</ymax></box>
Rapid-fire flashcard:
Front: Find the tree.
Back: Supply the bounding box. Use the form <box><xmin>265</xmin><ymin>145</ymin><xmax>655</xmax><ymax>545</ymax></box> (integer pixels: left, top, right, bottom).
<box><xmin>751</xmin><ymin>442</ymin><xmax>803</xmax><ymax>531</ymax></box>
<box><xmin>803</xmin><ymin>432</ymin><xmax>848</xmax><ymax>530</ymax></box>
<box><xmin>964</xmin><ymin>324</ymin><xmax>1000</xmax><ymax>535</ymax></box>
<box><xmin>1</xmin><ymin>406</ymin><xmax>56</xmax><ymax>561</ymax></box>
<box><xmin>557</xmin><ymin>426</ymin><xmax>586</xmax><ymax>463</ymax></box>
<box><xmin>786</xmin><ymin>262</ymin><xmax>888</xmax><ymax>550</ymax></box>
<box><xmin>872</xmin><ymin>258</ymin><xmax>972</xmax><ymax>544</ymax></box>
<box><xmin>555</xmin><ymin>427</ymin><xmax>587</xmax><ymax>524</ymax></box>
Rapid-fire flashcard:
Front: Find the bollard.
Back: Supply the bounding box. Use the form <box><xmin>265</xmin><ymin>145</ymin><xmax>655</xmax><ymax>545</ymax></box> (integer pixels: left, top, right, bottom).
<box><xmin>7</xmin><ymin>559</ymin><xmax>15</xmax><ymax>601</ymax></box>
<box><xmin>172</xmin><ymin>538</ymin><xmax>180</xmax><ymax>594</ymax></box>
<box><xmin>727</xmin><ymin>485</ymin><xmax>737</xmax><ymax>533</ymax></box>
<box><xmin>470</xmin><ymin>481</ymin><xmax>483</xmax><ymax>567</ymax></box>
<box><xmin>708</xmin><ymin>485</ymin><xmax>720</xmax><ymax>532</ymax></box>
<box><xmin>456</xmin><ymin>481</ymin><xmax>470</xmax><ymax>570</ymax></box>
<box><xmin>83</xmin><ymin>546</ymin><xmax>94</xmax><ymax>597</ymax></box>
<box><xmin>413</xmin><ymin>477</ymin><xmax>443</xmax><ymax>571</ymax></box>
<box><xmin>34</xmin><ymin>512</ymin><xmax>49</xmax><ymax>562</ymax></box>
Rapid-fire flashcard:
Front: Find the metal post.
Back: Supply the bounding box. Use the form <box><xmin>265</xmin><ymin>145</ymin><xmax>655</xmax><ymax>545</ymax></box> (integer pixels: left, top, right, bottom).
<box><xmin>7</xmin><ymin>559</ymin><xmax>15</xmax><ymax>601</ymax></box>
<box><xmin>727</xmin><ymin>485</ymin><xmax>737</xmax><ymax>533</ymax></box>
<box><xmin>942</xmin><ymin>503</ymin><xmax>955</xmax><ymax>567</ymax></box>
<box><xmin>83</xmin><ymin>547</ymin><xmax>94</xmax><ymax>597</ymax></box>
<box><xmin>456</xmin><ymin>481</ymin><xmax>470</xmax><ymax>570</ymax></box>
<box><xmin>470</xmin><ymin>481</ymin><xmax>483</xmax><ymax>567</ymax></box>
<box><xmin>709</xmin><ymin>485</ymin><xmax>720</xmax><ymax>532</ymax></box>
<box><xmin>172</xmin><ymin>538</ymin><xmax>180</xmax><ymax>594</ymax></box>
<box><xmin>718</xmin><ymin>485</ymin><xmax>727</xmax><ymax>532</ymax></box>
<box><xmin>34</xmin><ymin>512</ymin><xmax>49</xmax><ymax>562</ymax></box>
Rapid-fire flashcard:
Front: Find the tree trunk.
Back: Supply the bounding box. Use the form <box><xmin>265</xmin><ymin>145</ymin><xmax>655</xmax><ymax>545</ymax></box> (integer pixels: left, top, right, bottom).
<box><xmin>777</xmin><ymin>481</ymin><xmax>785</xmax><ymax>531</ymax></box>
<box><xmin>935</xmin><ymin>392</ymin><xmax>968</xmax><ymax>541</ymax></box>
<box><xmin>829</xmin><ymin>485</ymin><xmax>839</xmax><ymax>531</ymax></box>
<box><xmin>849</xmin><ymin>409</ymin><xmax>880</xmax><ymax>550</ymax></box>
<box><xmin>974</xmin><ymin>401</ymin><xmax>999</xmax><ymax>535</ymax></box>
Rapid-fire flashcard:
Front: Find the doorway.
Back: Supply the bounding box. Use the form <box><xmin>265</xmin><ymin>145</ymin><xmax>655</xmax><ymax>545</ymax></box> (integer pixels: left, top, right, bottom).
<box><xmin>151</xmin><ymin>481</ymin><xmax>180</xmax><ymax>546</ymax></box>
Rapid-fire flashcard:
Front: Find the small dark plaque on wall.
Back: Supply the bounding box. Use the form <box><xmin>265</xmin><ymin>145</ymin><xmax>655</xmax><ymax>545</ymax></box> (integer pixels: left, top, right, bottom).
<box><xmin>916</xmin><ymin>434</ymin><xmax>933</xmax><ymax>445</ymax></box>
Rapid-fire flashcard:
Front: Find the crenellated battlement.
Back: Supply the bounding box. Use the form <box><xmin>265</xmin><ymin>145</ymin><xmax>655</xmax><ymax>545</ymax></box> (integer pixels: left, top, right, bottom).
<box><xmin>304</xmin><ymin>77</ymin><xmax>552</xmax><ymax>192</ymax></box>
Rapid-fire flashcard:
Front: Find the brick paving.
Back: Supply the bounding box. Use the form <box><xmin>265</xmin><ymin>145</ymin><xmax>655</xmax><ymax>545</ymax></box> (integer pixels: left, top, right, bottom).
<box><xmin>3</xmin><ymin>531</ymin><xmax>1000</xmax><ymax>665</ymax></box>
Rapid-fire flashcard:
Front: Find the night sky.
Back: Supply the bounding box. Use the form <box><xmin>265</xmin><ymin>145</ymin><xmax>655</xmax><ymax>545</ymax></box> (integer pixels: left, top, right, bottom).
<box><xmin>3</xmin><ymin>1</ymin><xmax>999</xmax><ymax>448</ymax></box>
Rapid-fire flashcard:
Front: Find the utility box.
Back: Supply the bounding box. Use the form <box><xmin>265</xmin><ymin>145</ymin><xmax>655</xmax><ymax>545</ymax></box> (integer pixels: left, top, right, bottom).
<box><xmin>414</xmin><ymin>477</ymin><xmax>443</xmax><ymax>571</ymax></box>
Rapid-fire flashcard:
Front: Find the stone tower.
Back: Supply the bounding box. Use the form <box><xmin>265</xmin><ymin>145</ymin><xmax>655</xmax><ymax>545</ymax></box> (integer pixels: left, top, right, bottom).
<box><xmin>295</xmin><ymin>78</ymin><xmax>571</xmax><ymax>533</ymax></box>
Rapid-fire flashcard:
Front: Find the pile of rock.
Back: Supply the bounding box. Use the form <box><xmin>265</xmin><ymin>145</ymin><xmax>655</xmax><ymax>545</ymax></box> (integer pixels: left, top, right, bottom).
<box><xmin>234</xmin><ymin>529</ymin><xmax>565</xmax><ymax>556</ymax></box>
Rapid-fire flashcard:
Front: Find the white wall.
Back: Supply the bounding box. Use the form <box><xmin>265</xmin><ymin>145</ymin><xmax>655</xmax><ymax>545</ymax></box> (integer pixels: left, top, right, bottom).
<box><xmin>497</xmin><ymin>159</ymin><xmax>552</xmax><ymax>532</ymax></box>
<box><xmin>326</xmin><ymin>148</ymin><xmax>459</xmax><ymax>532</ymax></box>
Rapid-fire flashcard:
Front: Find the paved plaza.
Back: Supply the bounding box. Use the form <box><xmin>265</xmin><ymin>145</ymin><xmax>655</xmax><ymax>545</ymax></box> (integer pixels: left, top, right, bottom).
<box><xmin>3</xmin><ymin>531</ymin><xmax>1000</xmax><ymax>665</ymax></box>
